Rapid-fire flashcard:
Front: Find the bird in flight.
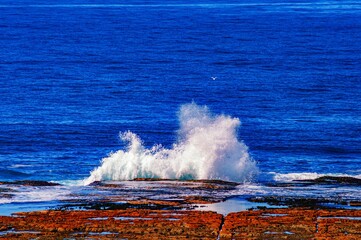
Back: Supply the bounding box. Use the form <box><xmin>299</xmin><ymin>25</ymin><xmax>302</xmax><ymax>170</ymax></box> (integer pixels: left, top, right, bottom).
<box><xmin>211</xmin><ymin>77</ymin><xmax>217</xmax><ymax>80</ymax></box>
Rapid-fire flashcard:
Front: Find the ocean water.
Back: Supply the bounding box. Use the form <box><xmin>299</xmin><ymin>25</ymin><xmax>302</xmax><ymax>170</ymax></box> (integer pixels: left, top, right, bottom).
<box><xmin>0</xmin><ymin>0</ymin><xmax>361</xmax><ymax>207</ymax></box>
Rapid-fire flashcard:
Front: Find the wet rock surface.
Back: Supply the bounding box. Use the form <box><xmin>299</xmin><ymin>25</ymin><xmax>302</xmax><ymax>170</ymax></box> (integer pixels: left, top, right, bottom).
<box><xmin>67</xmin><ymin>179</ymin><xmax>240</xmax><ymax>208</ymax></box>
<box><xmin>248</xmin><ymin>196</ymin><xmax>359</xmax><ymax>209</ymax></box>
<box><xmin>0</xmin><ymin>179</ymin><xmax>360</xmax><ymax>239</ymax></box>
<box><xmin>0</xmin><ymin>180</ymin><xmax>61</xmax><ymax>187</ymax></box>
<box><xmin>0</xmin><ymin>209</ymin><xmax>222</xmax><ymax>239</ymax></box>
<box><xmin>0</xmin><ymin>208</ymin><xmax>360</xmax><ymax>239</ymax></box>
<box><xmin>266</xmin><ymin>176</ymin><xmax>361</xmax><ymax>188</ymax></box>
<box><xmin>297</xmin><ymin>176</ymin><xmax>361</xmax><ymax>185</ymax></box>
<box><xmin>220</xmin><ymin>208</ymin><xmax>361</xmax><ymax>239</ymax></box>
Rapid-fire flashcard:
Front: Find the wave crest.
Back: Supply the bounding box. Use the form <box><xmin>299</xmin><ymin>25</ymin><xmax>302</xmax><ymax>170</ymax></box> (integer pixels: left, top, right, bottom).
<box><xmin>83</xmin><ymin>103</ymin><xmax>258</xmax><ymax>185</ymax></box>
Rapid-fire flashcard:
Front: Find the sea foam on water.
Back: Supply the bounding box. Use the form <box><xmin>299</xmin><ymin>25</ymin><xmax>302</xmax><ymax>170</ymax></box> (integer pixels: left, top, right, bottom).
<box><xmin>83</xmin><ymin>103</ymin><xmax>258</xmax><ymax>185</ymax></box>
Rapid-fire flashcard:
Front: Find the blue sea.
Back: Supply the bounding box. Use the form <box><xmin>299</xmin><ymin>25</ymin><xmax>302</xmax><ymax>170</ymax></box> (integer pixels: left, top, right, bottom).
<box><xmin>0</xmin><ymin>0</ymin><xmax>360</xmax><ymax>211</ymax></box>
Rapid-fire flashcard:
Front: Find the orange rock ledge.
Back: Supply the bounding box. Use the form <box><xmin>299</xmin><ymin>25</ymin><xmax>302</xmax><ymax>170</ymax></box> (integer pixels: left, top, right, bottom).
<box><xmin>0</xmin><ymin>208</ymin><xmax>360</xmax><ymax>239</ymax></box>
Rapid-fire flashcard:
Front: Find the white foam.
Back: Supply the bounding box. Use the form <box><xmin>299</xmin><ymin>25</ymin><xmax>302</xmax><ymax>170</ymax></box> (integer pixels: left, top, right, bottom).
<box><xmin>9</xmin><ymin>164</ymin><xmax>32</xmax><ymax>168</ymax></box>
<box><xmin>272</xmin><ymin>172</ymin><xmax>361</xmax><ymax>182</ymax></box>
<box><xmin>0</xmin><ymin>186</ymin><xmax>72</xmax><ymax>204</ymax></box>
<box><xmin>83</xmin><ymin>103</ymin><xmax>258</xmax><ymax>185</ymax></box>
<box><xmin>56</xmin><ymin>179</ymin><xmax>85</xmax><ymax>186</ymax></box>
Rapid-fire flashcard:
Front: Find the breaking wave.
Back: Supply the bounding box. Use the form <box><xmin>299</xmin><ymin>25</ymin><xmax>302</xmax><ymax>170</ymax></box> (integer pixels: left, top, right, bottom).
<box><xmin>83</xmin><ymin>103</ymin><xmax>258</xmax><ymax>185</ymax></box>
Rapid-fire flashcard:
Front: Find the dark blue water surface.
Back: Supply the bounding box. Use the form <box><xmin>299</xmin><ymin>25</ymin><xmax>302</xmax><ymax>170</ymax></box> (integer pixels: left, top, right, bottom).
<box><xmin>1</xmin><ymin>0</ymin><xmax>361</xmax><ymax>182</ymax></box>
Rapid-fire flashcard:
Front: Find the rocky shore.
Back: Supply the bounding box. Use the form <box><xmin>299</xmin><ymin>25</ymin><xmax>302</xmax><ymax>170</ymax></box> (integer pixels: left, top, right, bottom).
<box><xmin>0</xmin><ymin>208</ymin><xmax>360</xmax><ymax>239</ymax></box>
<box><xmin>0</xmin><ymin>178</ymin><xmax>360</xmax><ymax>239</ymax></box>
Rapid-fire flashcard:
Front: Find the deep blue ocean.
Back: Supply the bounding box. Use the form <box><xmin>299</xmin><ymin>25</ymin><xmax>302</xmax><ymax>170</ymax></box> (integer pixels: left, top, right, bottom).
<box><xmin>0</xmin><ymin>0</ymin><xmax>361</xmax><ymax>207</ymax></box>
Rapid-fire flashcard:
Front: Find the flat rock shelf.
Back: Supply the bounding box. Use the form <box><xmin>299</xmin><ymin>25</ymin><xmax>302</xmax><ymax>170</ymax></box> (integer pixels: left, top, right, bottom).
<box><xmin>0</xmin><ymin>208</ymin><xmax>361</xmax><ymax>239</ymax></box>
<box><xmin>0</xmin><ymin>178</ymin><xmax>360</xmax><ymax>239</ymax></box>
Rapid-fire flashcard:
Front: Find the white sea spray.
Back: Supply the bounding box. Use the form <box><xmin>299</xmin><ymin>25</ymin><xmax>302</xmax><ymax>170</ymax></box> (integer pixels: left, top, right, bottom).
<box><xmin>83</xmin><ymin>103</ymin><xmax>258</xmax><ymax>185</ymax></box>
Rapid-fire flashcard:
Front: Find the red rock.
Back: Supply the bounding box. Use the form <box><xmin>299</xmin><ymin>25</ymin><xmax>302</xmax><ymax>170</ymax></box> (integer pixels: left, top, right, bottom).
<box><xmin>0</xmin><ymin>209</ymin><xmax>222</xmax><ymax>239</ymax></box>
<box><xmin>220</xmin><ymin>208</ymin><xmax>361</xmax><ymax>239</ymax></box>
<box><xmin>0</xmin><ymin>208</ymin><xmax>360</xmax><ymax>239</ymax></box>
